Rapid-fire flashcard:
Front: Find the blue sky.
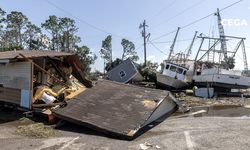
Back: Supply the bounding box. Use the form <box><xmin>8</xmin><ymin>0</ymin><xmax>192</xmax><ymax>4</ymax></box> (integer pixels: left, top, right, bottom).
<box><xmin>1</xmin><ymin>0</ymin><xmax>250</xmax><ymax>71</ymax></box>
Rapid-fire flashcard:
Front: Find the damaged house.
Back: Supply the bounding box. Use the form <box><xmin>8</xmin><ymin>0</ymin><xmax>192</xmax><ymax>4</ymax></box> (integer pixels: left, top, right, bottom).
<box><xmin>0</xmin><ymin>50</ymin><xmax>180</xmax><ymax>139</ymax></box>
<box><xmin>0</xmin><ymin>50</ymin><xmax>91</xmax><ymax>110</ymax></box>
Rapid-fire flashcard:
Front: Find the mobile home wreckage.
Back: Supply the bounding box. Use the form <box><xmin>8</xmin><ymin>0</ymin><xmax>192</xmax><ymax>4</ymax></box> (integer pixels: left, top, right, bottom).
<box><xmin>106</xmin><ymin>58</ymin><xmax>143</xmax><ymax>83</ymax></box>
<box><xmin>0</xmin><ymin>50</ymin><xmax>180</xmax><ymax>139</ymax></box>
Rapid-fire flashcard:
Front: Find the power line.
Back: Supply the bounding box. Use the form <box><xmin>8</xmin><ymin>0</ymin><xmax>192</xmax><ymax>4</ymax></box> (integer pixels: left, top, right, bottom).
<box><xmin>148</xmin><ymin>40</ymin><xmax>168</xmax><ymax>55</ymax></box>
<box><xmin>152</xmin><ymin>38</ymin><xmax>193</xmax><ymax>44</ymax></box>
<box><xmin>151</xmin><ymin>29</ymin><xmax>177</xmax><ymax>41</ymax></box>
<box><xmin>220</xmin><ymin>0</ymin><xmax>244</xmax><ymax>11</ymax></box>
<box><xmin>151</xmin><ymin>0</ymin><xmax>206</xmax><ymax>30</ymax></box>
<box><xmin>44</xmin><ymin>0</ymin><xmax>123</xmax><ymax>38</ymax></box>
<box><xmin>151</xmin><ymin>0</ymin><xmax>244</xmax><ymax>41</ymax></box>
<box><xmin>147</xmin><ymin>0</ymin><xmax>178</xmax><ymax>22</ymax></box>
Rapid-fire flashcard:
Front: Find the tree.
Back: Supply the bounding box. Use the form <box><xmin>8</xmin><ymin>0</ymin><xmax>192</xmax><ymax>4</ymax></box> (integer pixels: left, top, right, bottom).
<box><xmin>6</xmin><ymin>11</ymin><xmax>28</xmax><ymax>47</ymax></box>
<box><xmin>105</xmin><ymin>58</ymin><xmax>122</xmax><ymax>72</ymax></box>
<box><xmin>23</xmin><ymin>22</ymin><xmax>41</xmax><ymax>49</ymax></box>
<box><xmin>42</xmin><ymin>16</ymin><xmax>80</xmax><ymax>52</ymax></box>
<box><xmin>0</xmin><ymin>8</ymin><xmax>6</xmax><ymax>49</ymax></box>
<box><xmin>138</xmin><ymin>61</ymin><xmax>159</xmax><ymax>82</ymax></box>
<box><xmin>100</xmin><ymin>35</ymin><xmax>112</xmax><ymax>63</ymax></box>
<box><xmin>0</xmin><ymin>8</ymin><xmax>6</xmax><ymax>32</ymax></box>
<box><xmin>121</xmin><ymin>38</ymin><xmax>138</xmax><ymax>61</ymax></box>
<box><xmin>221</xmin><ymin>56</ymin><xmax>235</xmax><ymax>70</ymax></box>
<box><xmin>41</xmin><ymin>15</ymin><xmax>59</xmax><ymax>50</ymax></box>
<box><xmin>58</xmin><ymin>17</ymin><xmax>79</xmax><ymax>52</ymax></box>
<box><xmin>76</xmin><ymin>45</ymin><xmax>97</xmax><ymax>73</ymax></box>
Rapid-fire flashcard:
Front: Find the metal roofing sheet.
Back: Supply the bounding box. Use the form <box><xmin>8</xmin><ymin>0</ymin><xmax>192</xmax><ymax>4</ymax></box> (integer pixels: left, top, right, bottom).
<box><xmin>53</xmin><ymin>80</ymin><xmax>176</xmax><ymax>139</ymax></box>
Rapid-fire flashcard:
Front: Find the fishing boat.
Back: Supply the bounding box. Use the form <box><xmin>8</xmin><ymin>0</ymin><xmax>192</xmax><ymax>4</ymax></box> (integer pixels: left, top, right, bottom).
<box><xmin>192</xmin><ymin>9</ymin><xmax>250</xmax><ymax>91</ymax></box>
<box><xmin>193</xmin><ymin>67</ymin><xmax>250</xmax><ymax>90</ymax></box>
<box><xmin>157</xmin><ymin>62</ymin><xmax>188</xmax><ymax>89</ymax></box>
<box><xmin>156</xmin><ymin>28</ymin><xmax>197</xmax><ymax>90</ymax></box>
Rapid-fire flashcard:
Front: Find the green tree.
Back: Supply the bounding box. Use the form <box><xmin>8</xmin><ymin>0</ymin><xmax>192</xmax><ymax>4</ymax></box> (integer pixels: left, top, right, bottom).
<box><xmin>100</xmin><ymin>35</ymin><xmax>112</xmax><ymax>63</ymax></box>
<box><xmin>6</xmin><ymin>11</ymin><xmax>28</xmax><ymax>47</ymax></box>
<box><xmin>0</xmin><ymin>8</ymin><xmax>6</xmax><ymax>32</ymax></box>
<box><xmin>121</xmin><ymin>38</ymin><xmax>138</xmax><ymax>61</ymax></box>
<box><xmin>23</xmin><ymin>22</ymin><xmax>41</xmax><ymax>49</ymax></box>
<box><xmin>76</xmin><ymin>45</ymin><xmax>97</xmax><ymax>73</ymax></box>
<box><xmin>221</xmin><ymin>56</ymin><xmax>235</xmax><ymax>70</ymax></box>
<box><xmin>105</xmin><ymin>58</ymin><xmax>122</xmax><ymax>72</ymax></box>
<box><xmin>0</xmin><ymin>8</ymin><xmax>6</xmax><ymax>49</ymax></box>
<box><xmin>58</xmin><ymin>17</ymin><xmax>79</xmax><ymax>52</ymax></box>
<box><xmin>138</xmin><ymin>61</ymin><xmax>159</xmax><ymax>82</ymax></box>
<box><xmin>41</xmin><ymin>15</ymin><xmax>59</xmax><ymax>50</ymax></box>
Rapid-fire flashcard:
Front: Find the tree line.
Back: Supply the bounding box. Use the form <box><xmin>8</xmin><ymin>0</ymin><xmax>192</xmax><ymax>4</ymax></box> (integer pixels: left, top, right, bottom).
<box><xmin>0</xmin><ymin>8</ymin><xmax>96</xmax><ymax>72</ymax></box>
<box><xmin>0</xmin><ymin>7</ymin><xmax>158</xmax><ymax>79</ymax></box>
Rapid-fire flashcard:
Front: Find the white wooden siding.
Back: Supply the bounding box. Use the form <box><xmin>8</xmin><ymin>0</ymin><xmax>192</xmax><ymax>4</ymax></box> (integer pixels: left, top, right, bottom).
<box><xmin>0</xmin><ymin>62</ymin><xmax>32</xmax><ymax>90</ymax></box>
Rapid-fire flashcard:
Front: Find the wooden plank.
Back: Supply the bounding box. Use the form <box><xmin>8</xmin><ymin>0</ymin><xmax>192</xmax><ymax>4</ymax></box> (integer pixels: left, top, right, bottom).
<box><xmin>65</xmin><ymin>87</ymin><xmax>86</xmax><ymax>100</ymax></box>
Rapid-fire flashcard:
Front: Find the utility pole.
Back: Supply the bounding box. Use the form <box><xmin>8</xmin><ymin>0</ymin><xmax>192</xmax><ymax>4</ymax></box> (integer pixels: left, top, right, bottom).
<box><xmin>139</xmin><ymin>20</ymin><xmax>150</xmax><ymax>66</ymax></box>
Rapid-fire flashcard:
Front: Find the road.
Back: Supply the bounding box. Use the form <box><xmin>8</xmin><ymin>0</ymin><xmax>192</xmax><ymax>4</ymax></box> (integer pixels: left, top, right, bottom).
<box><xmin>0</xmin><ymin>115</ymin><xmax>250</xmax><ymax>150</ymax></box>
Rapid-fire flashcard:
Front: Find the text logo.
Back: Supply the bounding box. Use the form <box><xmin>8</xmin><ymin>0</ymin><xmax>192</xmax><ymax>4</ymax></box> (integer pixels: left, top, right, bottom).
<box><xmin>221</xmin><ymin>19</ymin><xmax>248</xmax><ymax>27</ymax></box>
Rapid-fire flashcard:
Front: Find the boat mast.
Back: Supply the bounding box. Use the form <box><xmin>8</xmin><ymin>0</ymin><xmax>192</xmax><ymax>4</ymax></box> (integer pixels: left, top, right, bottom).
<box><xmin>185</xmin><ymin>31</ymin><xmax>198</xmax><ymax>63</ymax></box>
<box><xmin>167</xmin><ymin>27</ymin><xmax>180</xmax><ymax>61</ymax></box>
<box><xmin>215</xmin><ymin>8</ymin><xmax>228</xmax><ymax>62</ymax></box>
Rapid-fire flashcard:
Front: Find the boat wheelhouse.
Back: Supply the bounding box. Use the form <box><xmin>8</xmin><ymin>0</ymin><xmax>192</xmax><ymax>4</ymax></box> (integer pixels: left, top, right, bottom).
<box><xmin>157</xmin><ymin>62</ymin><xmax>189</xmax><ymax>89</ymax></box>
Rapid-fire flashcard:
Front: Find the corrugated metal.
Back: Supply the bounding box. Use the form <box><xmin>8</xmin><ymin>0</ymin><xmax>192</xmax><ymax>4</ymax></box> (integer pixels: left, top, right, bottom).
<box><xmin>0</xmin><ymin>50</ymin><xmax>73</xmax><ymax>60</ymax></box>
<box><xmin>53</xmin><ymin>80</ymin><xmax>176</xmax><ymax>139</ymax></box>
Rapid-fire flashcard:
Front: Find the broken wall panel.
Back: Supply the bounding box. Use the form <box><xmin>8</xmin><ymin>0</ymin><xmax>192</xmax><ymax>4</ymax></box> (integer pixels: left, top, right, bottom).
<box><xmin>0</xmin><ymin>62</ymin><xmax>33</xmax><ymax>108</ymax></box>
<box><xmin>0</xmin><ymin>87</ymin><xmax>21</xmax><ymax>105</ymax></box>
<box><xmin>0</xmin><ymin>62</ymin><xmax>32</xmax><ymax>90</ymax></box>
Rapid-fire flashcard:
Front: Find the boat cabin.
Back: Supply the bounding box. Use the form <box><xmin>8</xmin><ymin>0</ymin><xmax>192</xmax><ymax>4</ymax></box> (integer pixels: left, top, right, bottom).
<box><xmin>162</xmin><ymin>62</ymin><xmax>188</xmax><ymax>81</ymax></box>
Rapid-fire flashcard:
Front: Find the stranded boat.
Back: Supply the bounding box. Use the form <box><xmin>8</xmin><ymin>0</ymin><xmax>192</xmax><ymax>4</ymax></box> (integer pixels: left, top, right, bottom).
<box><xmin>156</xmin><ymin>28</ymin><xmax>197</xmax><ymax>90</ymax></box>
<box><xmin>157</xmin><ymin>62</ymin><xmax>188</xmax><ymax>89</ymax></box>
<box><xmin>192</xmin><ymin>9</ymin><xmax>250</xmax><ymax>91</ymax></box>
<box><xmin>193</xmin><ymin>67</ymin><xmax>250</xmax><ymax>91</ymax></box>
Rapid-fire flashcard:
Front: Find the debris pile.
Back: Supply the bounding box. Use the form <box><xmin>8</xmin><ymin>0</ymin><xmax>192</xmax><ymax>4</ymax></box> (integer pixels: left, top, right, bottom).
<box><xmin>32</xmin><ymin>56</ymin><xmax>88</xmax><ymax>111</ymax></box>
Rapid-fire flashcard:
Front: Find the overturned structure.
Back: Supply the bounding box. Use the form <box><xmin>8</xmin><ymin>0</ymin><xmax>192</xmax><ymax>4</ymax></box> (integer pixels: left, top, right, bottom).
<box><xmin>106</xmin><ymin>58</ymin><xmax>143</xmax><ymax>83</ymax></box>
<box><xmin>53</xmin><ymin>80</ymin><xmax>177</xmax><ymax>139</ymax></box>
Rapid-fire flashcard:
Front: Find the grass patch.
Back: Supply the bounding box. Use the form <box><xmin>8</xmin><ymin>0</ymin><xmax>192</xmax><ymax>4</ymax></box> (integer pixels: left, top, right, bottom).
<box><xmin>16</xmin><ymin>123</ymin><xmax>56</xmax><ymax>138</ymax></box>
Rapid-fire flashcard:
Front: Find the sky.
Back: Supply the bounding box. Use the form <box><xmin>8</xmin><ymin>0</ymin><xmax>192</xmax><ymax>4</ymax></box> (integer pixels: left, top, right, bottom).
<box><xmin>1</xmin><ymin>0</ymin><xmax>250</xmax><ymax>71</ymax></box>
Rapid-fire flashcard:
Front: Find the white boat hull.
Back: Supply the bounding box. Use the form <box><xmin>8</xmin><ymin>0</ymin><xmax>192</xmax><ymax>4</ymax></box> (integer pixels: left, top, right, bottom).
<box><xmin>193</xmin><ymin>74</ymin><xmax>250</xmax><ymax>89</ymax></box>
<box><xmin>156</xmin><ymin>74</ymin><xmax>188</xmax><ymax>89</ymax></box>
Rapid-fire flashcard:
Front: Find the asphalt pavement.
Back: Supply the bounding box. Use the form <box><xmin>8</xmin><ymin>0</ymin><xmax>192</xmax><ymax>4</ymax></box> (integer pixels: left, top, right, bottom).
<box><xmin>0</xmin><ymin>115</ymin><xmax>250</xmax><ymax>150</ymax></box>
